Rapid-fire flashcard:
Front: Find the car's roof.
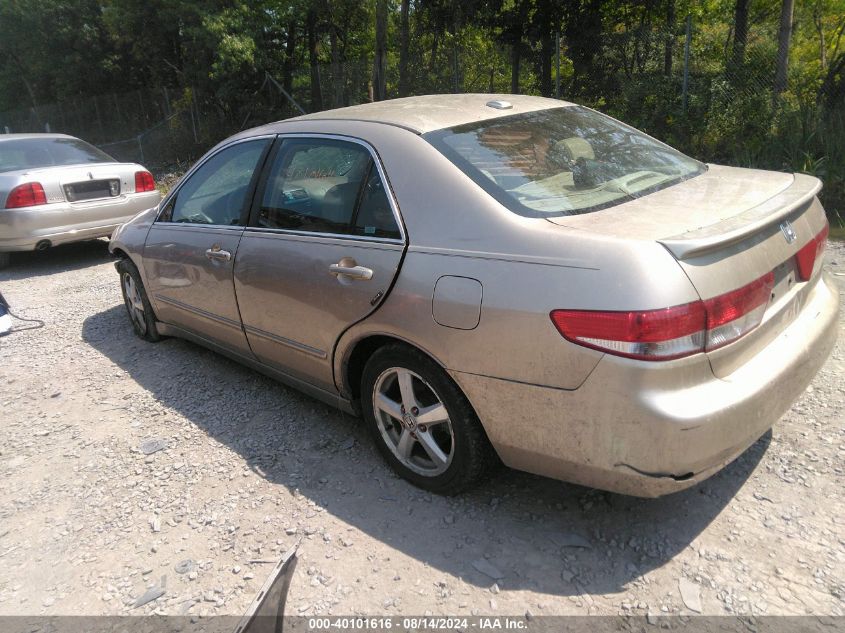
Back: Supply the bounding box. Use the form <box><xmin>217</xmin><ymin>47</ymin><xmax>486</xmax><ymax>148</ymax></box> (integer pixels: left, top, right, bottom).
<box><xmin>0</xmin><ymin>133</ymin><xmax>77</xmax><ymax>142</ymax></box>
<box><xmin>286</xmin><ymin>94</ymin><xmax>575</xmax><ymax>134</ymax></box>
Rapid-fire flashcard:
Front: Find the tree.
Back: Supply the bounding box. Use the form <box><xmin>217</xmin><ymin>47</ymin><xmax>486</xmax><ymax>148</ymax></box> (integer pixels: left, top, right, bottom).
<box><xmin>373</xmin><ymin>0</ymin><xmax>388</xmax><ymax>100</ymax></box>
<box><xmin>282</xmin><ymin>20</ymin><xmax>298</xmax><ymax>97</ymax></box>
<box><xmin>398</xmin><ymin>0</ymin><xmax>412</xmax><ymax>96</ymax></box>
<box><xmin>325</xmin><ymin>21</ymin><xmax>345</xmax><ymax>107</ymax></box>
<box><xmin>492</xmin><ymin>0</ymin><xmax>532</xmax><ymax>94</ymax></box>
<box><xmin>664</xmin><ymin>0</ymin><xmax>675</xmax><ymax>75</ymax></box>
<box><xmin>819</xmin><ymin>52</ymin><xmax>845</xmax><ymax>108</ymax></box>
<box><xmin>563</xmin><ymin>0</ymin><xmax>605</xmax><ymax>97</ymax></box>
<box><xmin>306</xmin><ymin>6</ymin><xmax>323</xmax><ymax>111</ymax></box>
<box><xmin>774</xmin><ymin>0</ymin><xmax>795</xmax><ymax>96</ymax></box>
<box><xmin>0</xmin><ymin>0</ymin><xmax>117</xmax><ymax>113</ymax></box>
<box><xmin>731</xmin><ymin>0</ymin><xmax>749</xmax><ymax>69</ymax></box>
<box><xmin>533</xmin><ymin>0</ymin><xmax>561</xmax><ymax>97</ymax></box>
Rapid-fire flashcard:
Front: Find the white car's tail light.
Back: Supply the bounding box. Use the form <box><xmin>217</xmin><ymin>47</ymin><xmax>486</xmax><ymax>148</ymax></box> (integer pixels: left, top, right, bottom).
<box><xmin>795</xmin><ymin>223</ymin><xmax>828</xmax><ymax>281</ymax></box>
<box><xmin>134</xmin><ymin>171</ymin><xmax>156</xmax><ymax>192</ymax></box>
<box><xmin>550</xmin><ymin>271</ymin><xmax>775</xmax><ymax>361</ymax></box>
<box><xmin>5</xmin><ymin>182</ymin><xmax>47</xmax><ymax>209</ymax></box>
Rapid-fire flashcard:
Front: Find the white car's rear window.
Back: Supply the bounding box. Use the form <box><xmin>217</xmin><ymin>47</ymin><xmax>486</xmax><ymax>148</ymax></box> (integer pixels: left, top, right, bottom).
<box><xmin>0</xmin><ymin>138</ymin><xmax>115</xmax><ymax>173</ymax></box>
<box><xmin>424</xmin><ymin>106</ymin><xmax>705</xmax><ymax>216</ymax></box>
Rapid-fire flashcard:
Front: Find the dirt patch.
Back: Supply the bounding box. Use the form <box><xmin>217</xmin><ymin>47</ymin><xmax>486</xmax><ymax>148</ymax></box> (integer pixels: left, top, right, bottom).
<box><xmin>0</xmin><ymin>239</ymin><xmax>843</xmax><ymax>617</ymax></box>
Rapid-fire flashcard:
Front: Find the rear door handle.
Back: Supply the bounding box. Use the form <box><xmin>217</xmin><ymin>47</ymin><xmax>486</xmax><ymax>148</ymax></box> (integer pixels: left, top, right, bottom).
<box><xmin>205</xmin><ymin>248</ymin><xmax>232</xmax><ymax>262</ymax></box>
<box><xmin>329</xmin><ymin>263</ymin><xmax>373</xmax><ymax>280</ymax></box>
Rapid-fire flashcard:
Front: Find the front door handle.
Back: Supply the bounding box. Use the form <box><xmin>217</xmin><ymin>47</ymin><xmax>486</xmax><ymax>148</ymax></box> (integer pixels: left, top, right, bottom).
<box><xmin>329</xmin><ymin>262</ymin><xmax>373</xmax><ymax>280</ymax></box>
<box><xmin>205</xmin><ymin>247</ymin><xmax>232</xmax><ymax>262</ymax></box>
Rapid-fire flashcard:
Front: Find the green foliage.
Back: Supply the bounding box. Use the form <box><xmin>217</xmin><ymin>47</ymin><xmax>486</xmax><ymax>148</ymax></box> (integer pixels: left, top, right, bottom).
<box><xmin>1</xmin><ymin>0</ymin><xmax>843</xmax><ymax>224</ymax></box>
<box><xmin>0</xmin><ymin>0</ymin><xmax>116</xmax><ymax>108</ymax></box>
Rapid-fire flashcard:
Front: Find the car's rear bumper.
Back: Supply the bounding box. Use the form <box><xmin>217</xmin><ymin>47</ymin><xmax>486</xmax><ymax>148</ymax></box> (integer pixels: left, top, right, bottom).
<box><xmin>0</xmin><ymin>191</ymin><xmax>160</xmax><ymax>252</ymax></box>
<box><xmin>452</xmin><ymin>270</ymin><xmax>839</xmax><ymax>497</ymax></box>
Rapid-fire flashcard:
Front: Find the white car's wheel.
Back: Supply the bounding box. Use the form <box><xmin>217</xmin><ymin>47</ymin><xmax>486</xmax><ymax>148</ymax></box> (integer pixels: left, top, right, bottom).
<box><xmin>0</xmin><ymin>253</ymin><xmax>10</xmax><ymax>269</ymax></box>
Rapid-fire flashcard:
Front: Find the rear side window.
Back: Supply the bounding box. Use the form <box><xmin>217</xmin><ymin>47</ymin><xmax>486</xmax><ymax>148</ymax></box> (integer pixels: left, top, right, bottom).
<box><xmin>351</xmin><ymin>164</ymin><xmax>400</xmax><ymax>239</ymax></box>
<box><xmin>0</xmin><ymin>138</ymin><xmax>115</xmax><ymax>173</ymax></box>
<box><xmin>164</xmin><ymin>139</ymin><xmax>269</xmax><ymax>226</ymax></box>
<box><xmin>424</xmin><ymin>106</ymin><xmax>705</xmax><ymax>217</ymax></box>
<box><xmin>256</xmin><ymin>138</ymin><xmax>401</xmax><ymax>240</ymax></box>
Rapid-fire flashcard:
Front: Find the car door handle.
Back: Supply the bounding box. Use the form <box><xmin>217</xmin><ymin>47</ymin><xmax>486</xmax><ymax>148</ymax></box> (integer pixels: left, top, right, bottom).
<box><xmin>329</xmin><ymin>263</ymin><xmax>373</xmax><ymax>280</ymax></box>
<box><xmin>205</xmin><ymin>248</ymin><xmax>232</xmax><ymax>262</ymax></box>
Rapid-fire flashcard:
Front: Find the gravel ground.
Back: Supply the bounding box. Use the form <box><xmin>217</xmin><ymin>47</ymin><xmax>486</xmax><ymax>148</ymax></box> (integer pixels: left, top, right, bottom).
<box><xmin>0</xmin><ymin>239</ymin><xmax>843</xmax><ymax>619</ymax></box>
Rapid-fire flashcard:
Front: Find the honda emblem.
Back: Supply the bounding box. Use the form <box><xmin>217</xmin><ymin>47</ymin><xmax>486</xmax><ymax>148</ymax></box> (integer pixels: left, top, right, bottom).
<box><xmin>780</xmin><ymin>220</ymin><xmax>797</xmax><ymax>244</ymax></box>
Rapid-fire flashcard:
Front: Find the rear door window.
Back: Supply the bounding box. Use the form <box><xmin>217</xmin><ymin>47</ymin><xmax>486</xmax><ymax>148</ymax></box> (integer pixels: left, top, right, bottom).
<box><xmin>351</xmin><ymin>163</ymin><xmax>401</xmax><ymax>239</ymax></box>
<box><xmin>255</xmin><ymin>137</ymin><xmax>401</xmax><ymax>240</ymax></box>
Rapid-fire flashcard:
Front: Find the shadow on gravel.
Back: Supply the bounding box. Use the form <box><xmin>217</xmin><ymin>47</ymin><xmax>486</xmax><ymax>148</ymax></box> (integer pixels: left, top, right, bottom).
<box><xmin>0</xmin><ymin>239</ymin><xmax>112</xmax><ymax>281</ymax></box>
<box><xmin>82</xmin><ymin>304</ymin><xmax>769</xmax><ymax>598</ymax></box>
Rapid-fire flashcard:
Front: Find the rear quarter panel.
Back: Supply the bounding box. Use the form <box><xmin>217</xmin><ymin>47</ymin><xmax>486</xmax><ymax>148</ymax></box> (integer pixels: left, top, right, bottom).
<box><xmin>336</xmin><ymin>233</ymin><xmax>702</xmax><ymax>393</ymax></box>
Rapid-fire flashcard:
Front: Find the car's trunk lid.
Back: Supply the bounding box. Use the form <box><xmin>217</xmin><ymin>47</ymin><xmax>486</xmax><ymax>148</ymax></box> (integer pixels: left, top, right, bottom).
<box><xmin>545</xmin><ymin>165</ymin><xmax>799</xmax><ymax>240</ymax></box>
<box><xmin>12</xmin><ymin>163</ymin><xmax>141</xmax><ymax>203</ymax></box>
<box><xmin>549</xmin><ymin>164</ymin><xmax>829</xmax><ymax>377</ymax></box>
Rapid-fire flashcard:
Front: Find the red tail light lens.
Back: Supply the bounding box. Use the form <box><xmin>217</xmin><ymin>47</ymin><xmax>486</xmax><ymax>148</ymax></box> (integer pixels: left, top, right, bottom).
<box><xmin>5</xmin><ymin>182</ymin><xmax>47</xmax><ymax>209</ymax></box>
<box><xmin>134</xmin><ymin>171</ymin><xmax>156</xmax><ymax>192</ymax></box>
<box><xmin>795</xmin><ymin>223</ymin><xmax>828</xmax><ymax>281</ymax></box>
<box><xmin>551</xmin><ymin>271</ymin><xmax>775</xmax><ymax>361</ymax></box>
<box><xmin>550</xmin><ymin>303</ymin><xmax>706</xmax><ymax>361</ymax></box>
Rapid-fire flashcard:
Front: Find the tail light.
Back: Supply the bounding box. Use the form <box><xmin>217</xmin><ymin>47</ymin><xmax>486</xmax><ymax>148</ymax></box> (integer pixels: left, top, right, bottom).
<box><xmin>134</xmin><ymin>171</ymin><xmax>156</xmax><ymax>192</ymax></box>
<box><xmin>549</xmin><ymin>303</ymin><xmax>706</xmax><ymax>361</ymax></box>
<box><xmin>550</xmin><ymin>271</ymin><xmax>775</xmax><ymax>361</ymax></box>
<box><xmin>5</xmin><ymin>182</ymin><xmax>47</xmax><ymax>209</ymax></box>
<box><xmin>703</xmin><ymin>272</ymin><xmax>774</xmax><ymax>350</ymax></box>
<box><xmin>795</xmin><ymin>223</ymin><xmax>828</xmax><ymax>281</ymax></box>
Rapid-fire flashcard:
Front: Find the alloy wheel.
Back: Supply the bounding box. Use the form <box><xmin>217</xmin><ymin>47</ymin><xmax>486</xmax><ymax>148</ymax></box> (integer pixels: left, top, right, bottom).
<box><xmin>122</xmin><ymin>272</ymin><xmax>147</xmax><ymax>335</ymax></box>
<box><xmin>372</xmin><ymin>367</ymin><xmax>455</xmax><ymax>476</ymax></box>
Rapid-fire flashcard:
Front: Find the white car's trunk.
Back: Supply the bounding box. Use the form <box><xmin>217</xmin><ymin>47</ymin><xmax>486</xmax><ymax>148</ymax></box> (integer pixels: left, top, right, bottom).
<box><xmin>6</xmin><ymin>162</ymin><xmax>143</xmax><ymax>203</ymax></box>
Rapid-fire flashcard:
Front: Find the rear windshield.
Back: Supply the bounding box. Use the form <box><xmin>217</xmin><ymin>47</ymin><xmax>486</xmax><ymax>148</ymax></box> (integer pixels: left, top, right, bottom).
<box><xmin>424</xmin><ymin>106</ymin><xmax>705</xmax><ymax>217</ymax></box>
<box><xmin>0</xmin><ymin>137</ymin><xmax>115</xmax><ymax>173</ymax></box>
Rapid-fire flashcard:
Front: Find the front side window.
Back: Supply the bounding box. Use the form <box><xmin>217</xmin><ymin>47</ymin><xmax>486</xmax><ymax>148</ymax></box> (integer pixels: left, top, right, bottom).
<box><xmin>165</xmin><ymin>139</ymin><xmax>269</xmax><ymax>226</ymax></box>
<box><xmin>424</xmin><ymin>106</ymin><xmax>705</xmax><ymax>217</ymax></box>
<box><xmin>257</xmin><ymin>138</ymin><xmax>400</xmax><ymax>239</ymax></box>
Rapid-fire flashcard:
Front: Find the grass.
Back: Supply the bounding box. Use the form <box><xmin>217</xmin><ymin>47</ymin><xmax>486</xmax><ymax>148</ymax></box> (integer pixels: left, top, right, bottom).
<box><xmin>829</xmin><ymin>224</ymin><xmax>845</xmax><ymax>241</ymax></box>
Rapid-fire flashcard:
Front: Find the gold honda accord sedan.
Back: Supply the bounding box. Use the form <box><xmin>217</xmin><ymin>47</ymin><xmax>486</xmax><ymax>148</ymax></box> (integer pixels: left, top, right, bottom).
<box><xmin>109</xmin><ymin>94</ymin><xmax>838</xmax><ymax>496</ymax></box>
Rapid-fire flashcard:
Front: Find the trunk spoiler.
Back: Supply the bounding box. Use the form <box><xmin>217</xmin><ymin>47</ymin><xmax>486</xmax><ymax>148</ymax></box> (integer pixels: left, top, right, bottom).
<box><xmin>658</xmin><ymin>174</ymin><xmax>822</xmax><ymax>260</ymax></box>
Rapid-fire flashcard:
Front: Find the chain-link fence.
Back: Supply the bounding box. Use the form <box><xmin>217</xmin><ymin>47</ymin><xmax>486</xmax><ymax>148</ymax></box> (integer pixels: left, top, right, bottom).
<box><xmin>1</xmin><ymin>87</ymin><xmax>170</xmax><ymax>144</ymax></box>
<box><xmin>0</xmin><ymin>57</ymin><xmax>377</xmax><ymax>169</ymax></box>
<box><xmin>0</xmin><ymin>86</ymin><xmax>205</xmax><ymax>169</ymax></box>
<box><xmin>0</xmin><ymin>19</ymin><xmax>816</xmax><ymax>175</ymax></box>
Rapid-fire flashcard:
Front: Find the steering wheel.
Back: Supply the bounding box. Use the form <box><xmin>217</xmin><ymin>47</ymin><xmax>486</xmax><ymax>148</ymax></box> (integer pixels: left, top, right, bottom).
<box><xmin>197</xmin><ymin>187</ymin><xmax>246</xmax><ymax>225</ymax></box>
<box><xmin>181</xmin><ymin>211</ymin><xmax>214</xmax><ymax>224</ymax></box>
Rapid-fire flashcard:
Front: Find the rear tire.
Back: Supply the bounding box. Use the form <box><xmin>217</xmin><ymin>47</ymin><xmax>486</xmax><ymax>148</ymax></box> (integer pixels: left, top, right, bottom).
<box><xmin>361</xmin><ymin>343</ymin><xmax>497</xmax><ymax>495</ymax></box>
<box><xmin>0</xmin><ymin>253</ymin><xmax>10</xmax><ymax>269</ymax></box>
<box><xmin>116</xmin><ymin>258</ymin><xmax>161</xmax><ymax>342</ymax></box>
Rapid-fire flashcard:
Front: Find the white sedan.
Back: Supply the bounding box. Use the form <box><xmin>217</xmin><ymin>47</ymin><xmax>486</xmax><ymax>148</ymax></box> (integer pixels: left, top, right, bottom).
<box><xmin>0</xmin><ymin>133</ymin><xmax>161</xmax><ymax>268</ymax></box>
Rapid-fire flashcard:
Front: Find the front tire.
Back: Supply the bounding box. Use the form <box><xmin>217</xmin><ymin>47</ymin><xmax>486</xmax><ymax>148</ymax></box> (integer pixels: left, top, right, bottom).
<box><xmin>116</xmin><ymin>258</ymin><xmax>161</xmax><ymax>342</ymax></box>
<box><xmin>361</xmin><ymin>343</ymin><xmax>497</xmax><ymax>495</ymax></box>
<box><xmin>0</xmin><ymin>253</ymin><xmax>10</xmax><ymax>269</ymax></box>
